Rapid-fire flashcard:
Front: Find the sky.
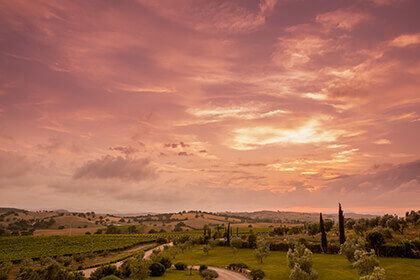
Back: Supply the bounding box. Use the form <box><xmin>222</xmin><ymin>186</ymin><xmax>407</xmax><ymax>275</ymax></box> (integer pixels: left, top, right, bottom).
<box><xmin>0</xmin><ymin>0</ymin><xmax>419</xmax><ymax>215</ymax></box>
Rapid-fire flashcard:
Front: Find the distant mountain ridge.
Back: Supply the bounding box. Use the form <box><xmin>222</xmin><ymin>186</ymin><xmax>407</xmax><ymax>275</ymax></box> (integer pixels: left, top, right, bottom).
<box><xmin>219</xmin><ymin>210</ymin><xmax>378</xmax><ymax>223</ymax></box>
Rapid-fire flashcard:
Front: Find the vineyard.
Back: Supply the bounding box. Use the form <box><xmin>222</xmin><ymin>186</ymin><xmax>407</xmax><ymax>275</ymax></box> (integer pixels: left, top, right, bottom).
<box><xmin>0</xmin><ymin>231</ymin><xmax>202</xmax><ymax>262</ymax></box>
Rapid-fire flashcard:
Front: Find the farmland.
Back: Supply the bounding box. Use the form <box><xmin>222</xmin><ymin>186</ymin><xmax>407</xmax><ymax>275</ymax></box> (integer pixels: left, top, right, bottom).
<box><xmin>0</xmin><ymin>231</ymin><xmax>203</xmax><ymax>262</ymax></box>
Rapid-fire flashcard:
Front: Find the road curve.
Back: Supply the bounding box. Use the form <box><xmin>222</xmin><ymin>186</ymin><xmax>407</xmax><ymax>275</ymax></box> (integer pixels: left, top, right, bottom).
<box><xmin>208</xmin><ymin>266</ymin><xmax>250</xmax><ymax>280</ymax></box>
<box><xmin>82</xmin><ymin>243</ymin><xmax>169</xmax><ymax>278</ymax></box>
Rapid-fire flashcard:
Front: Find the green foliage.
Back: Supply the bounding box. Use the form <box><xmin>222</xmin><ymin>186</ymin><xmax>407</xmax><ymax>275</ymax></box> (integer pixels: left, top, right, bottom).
<box><xmin>359</xmin><ymin>267</ymin><xmax>386</xmax><ymax>280</ymax></box>
<box><xmin>16</xmin><ymin>261</ymin><xmax>84</xmax><ymax>280</ymax></box>
<box><xmin>118</xmin><ymin>256</ymin><xmax>151</xmax><ymax>280</ymax></box>
<box><xmin>199</xmin><ymin>269</ymin><xmax>218</xmax><ymax>279</ymax></box>
<box><xmin>352</xmin><ymin>250</ymin><xmax>379</xmax><ymax>276</ymax></box>
<box><xmin>230</xmin><ymin>236</ymin><xmax>243</xmax><ymax>249</ymax></box>
<box><xmin>199</xmin><ymin>264</ymin><xmax>208</xmax><ymax>271</ymax></box>
<box><xmin>287</xmin><ymin>243</ymin><xmax>314</xmax><ymax>274</ymax></box>
<box><xmin>174</xmin><ymin>262</ymin><xmax>187</xmax><ymax>270</ymax></box>
<box><xmin>319</xmin><ymin>213</ymin><xmax>327</xmax><ymax>253</ymax></box>
<box><xmin>254</xmin><ymin>238</ymin><xmax>270</xmax><ymax>263</ymax></box>
<box><xmin>0</xmin><ymin>235</ymin><xmax>154</xmax><ymax>262</ymax></box>
<box><xmin>339</xmin><ymin>203</ymin><xmax>346</xmax><ymax>244</ymax></box>
<box><xmin>149</xmin><ymin>262</ymin><xmax>165</xmax><ymax>276</ymax></box>
<box><xmin>248</xmin><ymin>234</ymin><xmax>257</xmax><ymax>249</ymax></box>
<box><xmin>366</xmin><ymin>230</ymin><xmax>386</xmax><ymax>253</ymax></box>
<box><xmin>289</xmin><ymin>264</ymin><xmax>318</xmax><ymax>280</ymax></box>
<box><xmin>0</xmin><ymin>261</ymin><xmax>12</xmax><ymax>280</ymax></box>
<box><xmin>202</xmin><ymin>244</ymin><xmax>211</xmax><ymax>255</ymax></box>
<box><xmin>340</xmin><ymin>238</ymin><xmax>366</xmax><ymax>262</ymax></box>
<box><xmin>250</xmin><ymin>269</ymin><xmax>265</xmax><ymax>280</ymax></box>
<box><xmin>100</xmin><ymin>276</ymin><xmax>121</xmax><ymax>280</ymax></box>
<box><xmin>89</xmin><ymin>264</ymin><xmax>117</xmax><ymax>280</ymax></box>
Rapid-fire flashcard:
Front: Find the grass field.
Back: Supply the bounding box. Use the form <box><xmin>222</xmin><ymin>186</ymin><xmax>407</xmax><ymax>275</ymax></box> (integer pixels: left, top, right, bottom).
<box><xmin>172</xmin><ymin>245</ymin><xmax>420</xmax><ymax>280</ymax></box>
<box><xmin>0</xmin><ymin>235</ymin><xmax>155</xmax><ymax>262</ymax></box>
<box><xmin>157</xmin><ymin>268</ymin><xmax>201</xmax><ymax>279</ymax></box>
<box><xmin>0</xmin><ymin>231</ymin><xmax>205</xmax><ymax>262</ymax></box>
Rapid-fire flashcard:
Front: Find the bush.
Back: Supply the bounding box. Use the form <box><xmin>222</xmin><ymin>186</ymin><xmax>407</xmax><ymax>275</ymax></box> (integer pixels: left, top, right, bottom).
<box><xmin>0</xmin><ymin>261</ymin><xmax>12</xmax><ymax>280</ymax></box>
<box><xmin>359</xmin><ymin>267</ymin><xmax>386</xmax><ymax>280</ymax></box>
<box><xmin>199</xmin><ymin>264</ymin><xmax>208</xmax><ymax>271</ymax></box>
<box><xmin>250</xmin><ymin>269</ymin><xmax>265</xmax><ymax>280</ymax></box>
<box><xmin>156</xmin><ymin>237</ymin><xmax>167</xmax><ymax>244</ymax></box>
<box><xmin>100</xmin><ymin>276</ymin><xmax>122</xmax><ymax>280</ymax></box>
<box><xmin>270</xmin><ymin>242</ymin><xmax>290</xmax><ymax>251</ymax></box>
<box><xmin>200</xmin><ymin>269</ymin><xmax>218</xmax><ymax>279</ymax></box>
<box><xmin>149</xmin><ymin>262</ymin><xmax>165</xmax><ymax>277</ymax></box>
<box><xmin>174</xmin><ymin>262</ymin><xmax>187</xmax><ymax>270</ymax></box>
<box><xmin>340</xmin><ymin>239</ymin><xmax>366</xmax><ymax>262</ymax></box>
<box><xmin>353</xmin><ymin>250</ymin><xmax>379</xmax><ymax>276</ymax></box>
<box><xmin>228</xmin><ymin>263</ymin><xmax>249</xmax><ymax>270</ymax></box>
<box><xmin>159</xmin><ymin>256</ymin><xmax>172</xmax><ymax>269</ymax></box>
<box><xmin>90</xmin><ymin>264</ymin><xmax>118</xmax><ymax>280</ymax></box>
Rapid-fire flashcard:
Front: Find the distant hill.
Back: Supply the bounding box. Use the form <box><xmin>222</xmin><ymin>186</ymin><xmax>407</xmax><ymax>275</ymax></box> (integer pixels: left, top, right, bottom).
<box><xmin>219</xmin><ymin>210</ymin><xmax>378</xmax><ymax>223</ymax></box>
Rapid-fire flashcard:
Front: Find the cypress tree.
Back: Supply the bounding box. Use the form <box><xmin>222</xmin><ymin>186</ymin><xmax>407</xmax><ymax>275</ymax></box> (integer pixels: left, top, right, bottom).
<box><xmin>339</xmin><ymin>203</ymin><xmax>346</xmax><ymax>244</ymax></box>
<box><xmin>320</xmin><ymin>213</ymin><xmax>328</xmax><ymax>253</ymax></box>
<box><xmin>236</xmin><ymin>227</ymin><xmax>239</xmax><ymax>236</ymax></box>
<box><xmin>227</xmin><ymin>223</ymin><xmax>231</xmax><ymax>246</ymax></box>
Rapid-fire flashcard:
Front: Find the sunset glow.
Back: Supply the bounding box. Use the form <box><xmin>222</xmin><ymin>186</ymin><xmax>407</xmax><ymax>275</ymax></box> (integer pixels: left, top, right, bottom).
<box><xmin>0</xmin><ymin>0</ymin><xmax>419</xmax><ymax>214</ymax></box>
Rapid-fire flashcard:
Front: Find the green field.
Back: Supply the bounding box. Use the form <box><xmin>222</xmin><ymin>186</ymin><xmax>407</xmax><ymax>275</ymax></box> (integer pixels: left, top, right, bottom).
<box><xmin>172</xmin><ymin>245</ymin><xmax>420</xmax><ymax>280</ymax></box>
<box><xmin>156</xmin><ymin>268</ymin><xmax>201</xmax><ymax>280</ymax></box>
<box><xmin>0</xmin><ymin>235</ymin><xmax>155</xmax><ymax>262</ymax></box>
<box><xmin>0</xmin><ymin>231</ymin><xmax>206</xmax><ymax>262</ymax></box>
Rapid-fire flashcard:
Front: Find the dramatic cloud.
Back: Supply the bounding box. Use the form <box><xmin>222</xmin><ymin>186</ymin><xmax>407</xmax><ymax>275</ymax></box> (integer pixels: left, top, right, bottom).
<box><xmin>0</xmin><ymin>0</ymin><xmax>419</xmax><ymax>214</ymax></box>
<box><xmin>73</xmin><ymin>156</ymin><xmax>156</xmax><ymax>181</ymax></box>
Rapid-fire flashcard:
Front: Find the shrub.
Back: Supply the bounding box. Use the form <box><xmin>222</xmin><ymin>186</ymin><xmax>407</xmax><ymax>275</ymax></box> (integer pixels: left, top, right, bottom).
<box><xmin>90</xmin><ymin>264</ymin><xmax>118</xmax><ymax>280</ymax></box>
<box><xmin>270</xmin><ymin>242</ymin><xmax>290</xmax><ymax>251</ymax></box>
<box><xmin>0</xmin><ymin>261</ymin><xmax>12</xmax><ymax>280</ymax></box>
<box><xmin>228</xmin><ymin>263</ymin><xmax>249</xmax><ymax>270</ymax></box>
<box><xmin>289</xmin><ymin>264</ymin><xmax>318</xmax><ymax>280</ymax></box>
<box><xmin>200</xmin><ymin>269</ymin><xmax>218</xmax><ymax>279</ymax></box>
<box><xmin>156</xmin><ymin>237</ymin><xmax>167</xmax><ymax>244</ymax></box>
<box><xmin>340</xmin><ymin>239</ymin><xmax>366</xmax><ymax>262</ymax></box>
<box><xmin>353</xmin><ymin>250</ymin><xmax>379</xmax><ymax>276</ymax></box>
<box><xmin>287</xmin><ymin>243</ymin><xmax>318</xmax><ymax>280</ymax></box>
<box><xmin>159</xmin><ymin>256</ymin><xmax>172</xmax><ymax>269</ymax></box>
<box><xmin>359</xmin><ymin>267</ymin><xmax>386</xmax><ymax>280</ymax></box>
<box><xmin>149</xmin><ymin>262</ymin><xmax>165</xmax><ymax>277</ymax></box>
<box><xmin>250</xmin><ymin>269</ymin><xmax>265</xmax><ymax>280</ymax></box>
<box><xmin>174</xmin><ymin>262</ymin><xmax>187</xmax><ymax>270</ymax></box>
<box><xmin>199</xmin><ymin>264</ymin><xmax>208</xmax><ymax>271</ymax></box>
<box><xmin>100</xmin><ymin>276</ymin><xmax>122</xmax><ymax>280</ymax></box>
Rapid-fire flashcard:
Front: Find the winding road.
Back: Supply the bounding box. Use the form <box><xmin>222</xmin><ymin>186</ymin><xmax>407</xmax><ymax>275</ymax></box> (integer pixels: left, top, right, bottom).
<box><xmin>82</xmin><ymin>243</ymin><xmax>249</xmax><ymax>280</ymax></box>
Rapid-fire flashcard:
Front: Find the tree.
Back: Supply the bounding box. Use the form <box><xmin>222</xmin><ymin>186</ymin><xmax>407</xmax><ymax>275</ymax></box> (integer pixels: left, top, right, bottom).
<box><xmin>90</xmin><ymin>264</ymin><xmax>118</xmax><ymax>280</ymax></box>
<box><xmin>354</xmin><ymin>219</ymin><xmax>368</xmax><ymax>236</ymax></box>
<box><xmin>366</xmin><ymin>230</ymin><xmax>385</xmax><ymax>254</ymax></box>
<box><xmin>226</xmin><ymin>223</ymin><xmax>231</xmax><ymax>246</ymax></box>
<box><xmin>248</xmin><ymin>233</ymin><xmax>257</xmax><ymax>248</ymax></box>
<box><xmin>254</xmin><ymin>238</ymin><xmax>269</xmax><ymax>263</ymax></box>
<box><xmin>352</xmin><ymin>250</ymin><xmax>379</xmax><ymax>276</ymax></box>
<box><xmin>319</xmin><ymin>213</ymin><xmax>327</xmax><ymax>253</ymax></box>
<box><xmin>230</xmin><ymin>236</ymin><xmax>243</xmax><ymax>249</ymax></box>
<box><xmin>340</xmin><ymin>238</ymin><xmax>366</xmax><ymax>263</ymax></box>
<box><xmin>287</xmin><ymin>243</ymin><xmax>318</xmax><ymax>280</ymax></box>
<box><xmin>149</xmin><ymin>262</ymin><xmax>165</xmax><ymax>277</ymax></box>
<box><xmin>307</xmin><ymin>223</ymin><xmax>319</xmax><ymax>237</ymax></box>
<box><xmin>339</xmin><ymin>203</ymin><xmax>346</xmax><ymax>244</ymax></box>
<box><xmin>202</xmin><ymin>244</ymin><xmax>211</xmax><ymax>255</ymax></box>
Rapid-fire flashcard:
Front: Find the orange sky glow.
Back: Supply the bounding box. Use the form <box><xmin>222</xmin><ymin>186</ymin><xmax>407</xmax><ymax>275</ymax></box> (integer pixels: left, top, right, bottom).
<box><xmin>0</xmin><ymin>0</ymin><xmax>419</xmax><ymax>215</ymax></box>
